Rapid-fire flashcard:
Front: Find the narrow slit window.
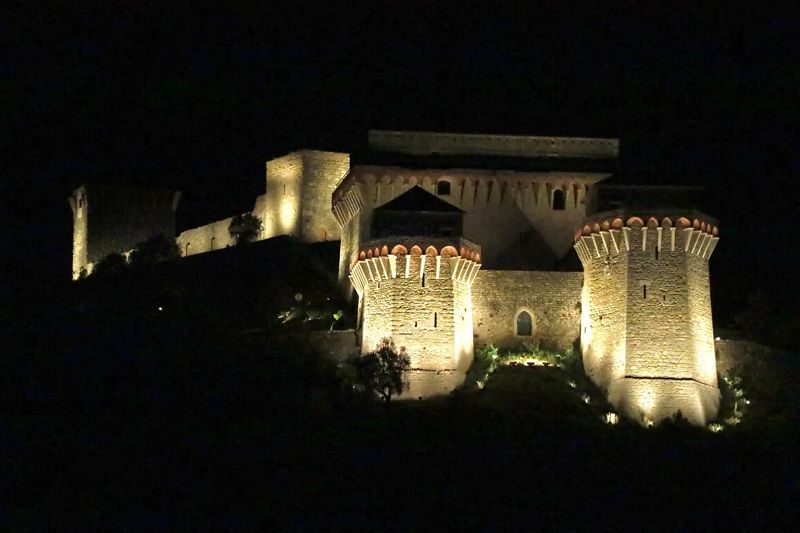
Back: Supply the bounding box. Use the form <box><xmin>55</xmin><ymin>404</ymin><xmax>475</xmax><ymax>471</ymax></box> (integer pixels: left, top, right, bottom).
<box><xmin>421</xmin><ymin>273</ymin><xmax>425</xmax><ymax>287</ymax></box>
<box><xmin>434</xmin><ymin>312</ymin><xmax>438</xmax><ymax>328</ymax></box>
<box><xmin>643</xmin><ymin>284</ymin><xmax>648</xmax><ymax>299</ymax></box>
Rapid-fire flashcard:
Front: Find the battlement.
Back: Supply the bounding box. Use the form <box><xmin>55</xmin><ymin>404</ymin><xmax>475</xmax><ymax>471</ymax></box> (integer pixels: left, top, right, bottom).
<box><xmin>573</xmin><ymin>211</ymin><xmax>720</xmax><ymax>265</ymax></box>
<box><xmin>368</xmin><ymin>130</ymin><xmax>620</xmax><ymax>159</ymax></box>
<box><xmin>332</xmin><ymin>188</ymin><xmax>364</xmax><ymax>227</ymax></box>
<box><xmin>349</xmin><ymin>237</ymin><xmax>481</xmax><ymax>296</ymax></box>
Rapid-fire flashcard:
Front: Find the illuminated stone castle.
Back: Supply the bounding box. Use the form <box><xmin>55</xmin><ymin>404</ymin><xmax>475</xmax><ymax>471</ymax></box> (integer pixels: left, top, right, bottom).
<box><xmin>70</xmin><ymin>130</ymin><xmax>721</xmax><ymax>424</ymax></box>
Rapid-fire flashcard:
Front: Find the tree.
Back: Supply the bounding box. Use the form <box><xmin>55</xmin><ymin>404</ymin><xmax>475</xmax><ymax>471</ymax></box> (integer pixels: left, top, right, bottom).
<box><xmin>129</xmin><ymin>234</ymin><xmax>181</xmax><ymax>269</ymax></box>
<box><xmin>350</xmin><ymin>339</ymin><xmax>411</xmax><ymax>404</ymax></box>
<box><xmin>229</xmin><ymin>213</ymin><xmax>263</xmax><ymax>245</ymax></box>
<box><xmin>91</xmin><ymin>253</ymin><xmax>128</xmax><ymax>277</ymax></box>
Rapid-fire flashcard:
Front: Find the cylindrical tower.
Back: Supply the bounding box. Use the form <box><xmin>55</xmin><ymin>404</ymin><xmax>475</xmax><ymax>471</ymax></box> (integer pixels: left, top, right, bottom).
<box><xmin>349</xmin><ymin>237</ymin><xmax>482</xmax><ymax>398</ymax></box>
<box><xmin>574</xmin><ymin>211</ymin><xmax>721</xmax><ymax>425</ymax></box>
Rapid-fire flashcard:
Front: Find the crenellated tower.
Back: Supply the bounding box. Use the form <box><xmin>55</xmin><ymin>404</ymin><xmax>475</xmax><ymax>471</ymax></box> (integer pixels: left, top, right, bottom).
<box><xmin>350</xmin><ymin>237</ymin><xmax>481</xmax><ymax>398</ymax></box>
<box><xmin>346</xmin><ymin>185</ymin><xmax>482</xmax><ymax>398</ymax></box>
<box><xmin>574</xmin><ymin>211</ymin><xmax>721</xmax><ymax>425</ymax></box>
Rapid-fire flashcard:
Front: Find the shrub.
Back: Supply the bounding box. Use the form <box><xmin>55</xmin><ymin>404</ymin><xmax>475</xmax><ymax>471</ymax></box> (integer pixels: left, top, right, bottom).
<box><xmin>349</xmin><ymin>338</ymin><xmax>411</xmax><ymax>403</ymax></box>
<box><xmin>229</xmin><ymin>213</ymin><xmax>263</xmax><ymax>245</ymax></box>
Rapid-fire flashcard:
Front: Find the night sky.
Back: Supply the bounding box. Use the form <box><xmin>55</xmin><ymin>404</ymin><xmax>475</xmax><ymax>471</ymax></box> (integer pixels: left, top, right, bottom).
<box><xmin>7</xmin><ymin>3</ymin><xmax>800</xmax><ymax>320</ymax></box>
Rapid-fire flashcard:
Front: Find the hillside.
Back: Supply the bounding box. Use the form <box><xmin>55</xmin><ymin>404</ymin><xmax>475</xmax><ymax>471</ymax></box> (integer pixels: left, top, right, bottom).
<box><xmin>5</xmin><ymin>236</ymin><xmax>799</xmax><ymax>529</ymax></box>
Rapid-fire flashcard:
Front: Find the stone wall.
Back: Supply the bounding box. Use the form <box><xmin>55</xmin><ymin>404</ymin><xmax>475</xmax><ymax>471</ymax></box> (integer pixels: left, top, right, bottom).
<box><xmin>575</xmin><ymin>215</ymin><xmax>721</xmax><ymax>424</ymax></box>
<box><xmin>580</xmin><ymin>249</ymin><xmax>628</xmax><ymax>388</ymax></box>
<box><xmin>472</xmin><ymin>270</ymin><xmax>582</xmax><ymax>352</ymax></box>
<box><xmin>715</xmin><ymin>339</ymin><xmax>781</xmax><ymax>376</ymax></box>
<box><xmin>308</xmin><ymin>329</ymin><xmax>360</xmax><ymax>363</ymax></box>
<box><xmin>332</xmin><ymin>168</ymin><xmax>606</xmax><ymax>287</ymax></box>
<box><xmin>69</xmin><ymin>184</ymin><xmax>179</xmax><ymax>279</ymax></box>
<box><xmin>176</xmin><ymin>215</ymin><xmax>238</xmax><ymax>257</ymax></box>
<box><xmin>368</xmin><ymin>130</ymin><xmax>619</xmax><ymax>159</ymax></box>
<box><xmin>608</xmin><ymin>378</ymin><xmax>720</xmax><ymax>426</ymax></box>
<box><xmin>262</xmin><ymin>152</ymin><xmax>304</xmax><ymax>238</ymax></box>
<box><xmin>299</xmin><ymin>151</ymin><xmax>350</xmax><ymax>242</ymax></box>
<box><xmin>354</xmin><ymin>244</ymin><xmax>479</xmax><ymax>398</ymax></box>
<box><xmin>261</xmin><ymin>150</ymin><xmax>350</xmax><ymax>241</ymax></box>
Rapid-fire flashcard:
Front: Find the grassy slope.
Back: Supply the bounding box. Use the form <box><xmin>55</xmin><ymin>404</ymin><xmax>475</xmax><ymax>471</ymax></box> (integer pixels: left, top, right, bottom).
<box><xmin>5</xmin><ymin>237</ymin><xmax>799</xmax><ymax>529</ymax></box>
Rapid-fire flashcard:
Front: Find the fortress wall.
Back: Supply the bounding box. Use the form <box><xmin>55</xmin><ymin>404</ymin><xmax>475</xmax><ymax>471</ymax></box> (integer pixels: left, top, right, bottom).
<box><xmin>264</xmin><ymin>152</ymin><xmax>304</xmax><ymax>238</ymax></box>
<box><xmin>70</xmin><ymin>184</ymin><xmax>178</xmax><ymax>278</ymax></box>
<box><xmin>624</xmin><ymin>227</ymin><xmax>694</xmax><ymax>379</ymax></box>
<box><xmin>404</xmin><ymin>370</ymin><xmax>466</xmax><ymax>399</ymax></box>
<box><xmin>576</xmin><ymin>220</ymin><xmax>721</xmax><ymax>424</ymax></box>
<box><xmin>176</xmin><ymin>215</ymin><xmax>238</xmax><ymax>256</ymax></box>
<box><xmin>609</xmin><ymin>378</ymin><xmax>720</xmax><ymax>426</ymax></box>
<box><xmin>368</xmin><ymin>130</ymin><xmax>619</xmax><ymax>158</ymax></box>
<box><xmin>339</xmin><ymin>169</ymin><xmax>599</xmax><ymax>269</ymax></box>
<box><xmin>308</xmin><ymin>329</ymin><xmax>360</xmax><ymax>363</ymax></box>
<box><xmin>361</xmin><ymin>256</ymin><xmax>459</xmax><ymax>370</ymax></box>
<box><xmin>355</xmin><ymin>246</ymin><xmax>479</xmax><ymax>399</ymax></box>
<box><xmin>338</xmin><ymin>214</ymin><xmax>362</xmax><ymax>298</ymax></box>
<box><xmin>299</xmin><ymin>151</ymin><xmax>349</xmax><ymax>242</ymax></box>
<box><xmin>472</xmin><ymin>270</ymin><xmax>582</xmax><ymax>352</ymax></box>
<box><xmin>687</xmin><ymin>253</ymin><xmax>717</xmax><ymax>386</ymax></box>
<box><xmin>581</xmin><ymin>250</ymin><xmax>628</xmax><ymax>388</ymax></box>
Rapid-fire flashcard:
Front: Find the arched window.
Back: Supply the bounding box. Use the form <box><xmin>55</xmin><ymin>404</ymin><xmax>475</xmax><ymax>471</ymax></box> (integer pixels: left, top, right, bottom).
<box><xmin>552</xmin><ymin>189</ymin><xmax>565</xmax><ymax>210</ymax></box>
<box><xmin>436</xmin><ymin>181</ymin><xmax>451</xmax><ymax>196</ymax></box>
<box><xmin>516</xmin><ymin>311</ymin><xmax>533</xmax><ymax>336</ymax></box>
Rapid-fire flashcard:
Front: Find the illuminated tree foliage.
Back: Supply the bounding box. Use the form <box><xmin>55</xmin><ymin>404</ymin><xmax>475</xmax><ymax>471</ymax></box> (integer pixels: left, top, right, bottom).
<box><xmin>229</xmin><ymin>213</ymin><xmax>263</xmax><ymax>245</ymax></box>
<box><xmin>351</xmin><ymin>339</ymin><xmax>411</xmax><ymax>404</ymax></box>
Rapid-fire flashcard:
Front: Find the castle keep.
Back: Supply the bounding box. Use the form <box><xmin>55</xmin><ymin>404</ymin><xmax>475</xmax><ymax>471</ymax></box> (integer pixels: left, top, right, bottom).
<box><xmin>70</xmin><ymin>130</ymin><xmax>721</xmax><ymax>424</ymax></box>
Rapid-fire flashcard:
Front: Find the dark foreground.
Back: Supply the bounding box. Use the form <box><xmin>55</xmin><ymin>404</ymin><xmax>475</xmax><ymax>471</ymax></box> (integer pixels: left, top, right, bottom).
<box><xmin>6</xmin><ymin>241</ymin><xmax>799</xmax><ymax>529</ymax></box>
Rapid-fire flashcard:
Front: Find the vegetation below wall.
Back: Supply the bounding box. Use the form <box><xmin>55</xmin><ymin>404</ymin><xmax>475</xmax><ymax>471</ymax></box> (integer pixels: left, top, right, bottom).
<box><xmin>5</xmin><ymin>236</ymin><xmax>799</xmax><ymax>529</ymax></box>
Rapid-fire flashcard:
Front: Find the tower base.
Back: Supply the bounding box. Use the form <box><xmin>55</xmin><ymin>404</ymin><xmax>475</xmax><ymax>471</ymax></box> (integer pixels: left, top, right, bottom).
<box><xmin>608</xmin><ymin>377</ymin><xmax>720</xmax><ymax>426</ymax></box>
<box><xmin>399</xmin><ymin>370</ymin><xmax>467</xmax><ymax>400</ymax></box>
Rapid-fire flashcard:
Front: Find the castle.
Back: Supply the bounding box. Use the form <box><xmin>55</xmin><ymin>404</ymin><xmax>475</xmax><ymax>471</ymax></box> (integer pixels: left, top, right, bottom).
<box><xmin>70</xmin><ymin>130</ymin><xmax>721</xmax><ymax>425</ymax></box>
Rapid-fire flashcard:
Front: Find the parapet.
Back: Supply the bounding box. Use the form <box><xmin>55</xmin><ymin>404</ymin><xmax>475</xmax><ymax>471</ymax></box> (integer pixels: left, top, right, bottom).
<box><xmin>368</xmin><ymin>130</ymin><xmax>620</xmax><ymax>159</ymax></box>
<box><xmin>349</xmin><ymin>236</ymin><xmax>481</xmax><ymax>295</ymax></box>
<box><xmin>573</xmin><ymin>209</ymin><xmax>720</xmax><ymax>264</ymax></box>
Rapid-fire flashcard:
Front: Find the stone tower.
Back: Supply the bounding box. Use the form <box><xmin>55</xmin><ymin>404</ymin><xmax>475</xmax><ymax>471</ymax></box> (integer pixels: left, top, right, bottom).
<box><xmin>348</xmin><ymin>187</ymin><xmax>482</xmax><ymax>398</ymax></box>
<box><xmin>69</xmin><ymin>184</ymin><xmax>181</xmax><ymax>279</ymax></box>
<box><xmin>574</xmin><ymin>211</ymin><xmax>721</xmax><ymax>425</ymax></box>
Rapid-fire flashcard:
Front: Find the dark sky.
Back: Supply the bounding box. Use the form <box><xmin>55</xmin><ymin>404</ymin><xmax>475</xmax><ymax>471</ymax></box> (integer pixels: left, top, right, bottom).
<box><xmin>6</xmin><ymin>2</ymin><xmax>800</xmax><ymax>319</ymax></box>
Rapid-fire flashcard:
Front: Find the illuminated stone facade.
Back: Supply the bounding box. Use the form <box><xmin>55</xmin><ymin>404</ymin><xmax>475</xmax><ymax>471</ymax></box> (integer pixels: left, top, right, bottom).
<box><xmin>351</xmin><ymin>237</ymin><xmax>481</xmax><ymax>398</ymax></box>
<box><xmin>574</xmin><ymin>212</ymin><xmax>720</xmax><ymax>425</ymax></box>
<box><xmin>177</xmin><ymin>150</ymin><xmax>349</xmax><ymax>257</ymax></box>
<box><xmin>70</xmin><ymin>130</ymin><xmax>722</xmax><ymax>424</ymax></box>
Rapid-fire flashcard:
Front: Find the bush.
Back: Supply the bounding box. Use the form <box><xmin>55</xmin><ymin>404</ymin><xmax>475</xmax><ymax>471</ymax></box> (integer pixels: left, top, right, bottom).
<box><xmin>349</xmin><ymin>338</ymin><xmax>411</xmax><ymax>403</ymax></box>
<box><xmin>129</xmin><ymin>234</ymin><xmax>181</xmax><ymax>269</ymax></box>
<box><xmin>91</xmin><ymin>253</ymin><xmax>129</xmax><ymax>277</ymax></box>
<box><xmin>229</xmin><ymin>213</ymin><xmax>263</xmax><ymax>245</ymax></box>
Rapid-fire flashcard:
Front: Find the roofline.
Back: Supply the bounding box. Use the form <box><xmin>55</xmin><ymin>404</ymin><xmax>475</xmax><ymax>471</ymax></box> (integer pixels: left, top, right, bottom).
<box><xmin>368</xmin><ymin>130</ymin><xmax>620</xmax><ymax>159</ymax></box>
